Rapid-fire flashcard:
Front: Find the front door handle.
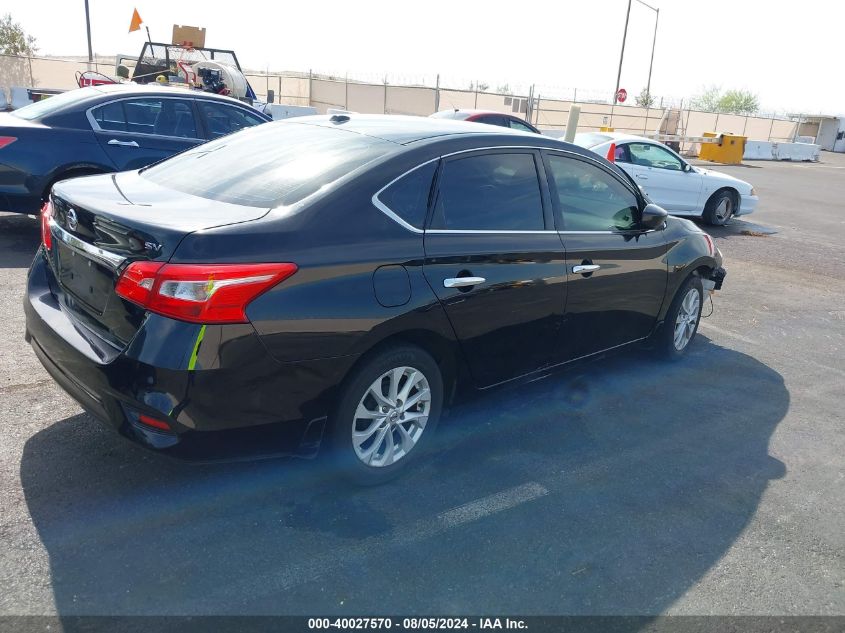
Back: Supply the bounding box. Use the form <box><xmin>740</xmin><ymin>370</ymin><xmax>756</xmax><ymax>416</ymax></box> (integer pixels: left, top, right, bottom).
<box><xmin>107</xmin><ymin>139</ymin><xmax>139</xmax><ymax>147</ymax></box>
<box><xmin>636</xmin><ymin>174</ymin><xmax>649</xmax><ymax>180</ymax></box>
<box><xmin>572</xmin><ymin>264</ymin><xmax>601</xmax><ymax>274</ymax></box>
<box><xmin>443</xmin><ymin>276</ymin><xmax>485</xmax><ymax>288</ymax></box>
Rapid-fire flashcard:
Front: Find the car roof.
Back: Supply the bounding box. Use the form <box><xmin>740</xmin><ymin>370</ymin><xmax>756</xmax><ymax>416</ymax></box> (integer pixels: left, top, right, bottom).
<box><xmin>292</xmin><ymin>113</ymin><xmax>540</xmax><ymax>145</ymax></box>
<box><xmin>431</xmin><ymin>109</ymin><xmax>519</xmax><ymax>119</ymax></box>
<box><xmin>578</xmin><ymin>131</ymin><xmax>656</xmax><ymax>144</ymax></box>
<box><xmin>45</xmin><ymin>84</ymin><xmax>260</xmax><ymax>111</ymax></box>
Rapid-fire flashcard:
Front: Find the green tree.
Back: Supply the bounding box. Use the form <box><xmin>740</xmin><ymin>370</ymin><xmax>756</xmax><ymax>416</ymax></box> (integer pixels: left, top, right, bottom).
<box><xmin>0</xmin><ymin>14</ymin><xmax>37</xmax><ymax>56</ymax></box>
<box><xmin>690</xmin><ymin>85</ymin><xmax>721</xmax><ymax>112</ymax></box>
<box><xmin>635</xmin><ymin>88</ymin><xmax>655</xmax><ymax>108</ymax></box>
<box><xmin>496</xmin><ymin>83</ymin><xmax>513</xmax><ymax>95</ymax></box>
<box><xmin>718</xmin><ymin>89</ymin><xmax>759</xmax><ymax>115</ymax></box>
<box><xmin>691</xmin><ymin>85</ymin><xmax>760</xmax><ymax>114</ymax></box>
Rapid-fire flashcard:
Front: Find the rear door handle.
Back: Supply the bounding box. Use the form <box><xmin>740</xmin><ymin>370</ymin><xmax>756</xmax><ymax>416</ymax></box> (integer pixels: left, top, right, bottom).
<box><xmin>107</xmin><ymin>139</ymin><xmax>139</xmax><ymax>147</ymax></box>
<box><xmin>636</xmin><ymin>174</ymin><xmax>648</xmax><ymax>180</ymax></box>
<box><xmin>572</xmin><ymin>264</ymin><xmax>601</xmax><ymax>274</ymax></box>
<box><xmin>443</xmin><ymin>276</ymin><xmax>485</xmax><ymax>288</ymax></box>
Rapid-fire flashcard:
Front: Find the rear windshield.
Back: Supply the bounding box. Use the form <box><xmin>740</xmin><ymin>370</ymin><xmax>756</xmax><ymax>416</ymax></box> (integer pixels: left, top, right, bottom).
<box><xmin>140</xmin><ymin>121</ymin><xmax>394</xmax><ymax>208</ymax></box>
<box><xmin>573</xmin><ymin>133</ymin><xmax>613</xmax><ymax>148</ymax></box>
<box><xmin>11</xmin><ymin>87</ymin><xmax>101</xmax><ymax>121</ymax></box>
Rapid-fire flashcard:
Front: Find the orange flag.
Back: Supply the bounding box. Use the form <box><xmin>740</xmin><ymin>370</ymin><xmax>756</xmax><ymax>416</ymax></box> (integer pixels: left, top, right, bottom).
<box><xmin>128</xmin><ymin>8</ymin><xmax>143</xmax><ymax>33</ymax></box>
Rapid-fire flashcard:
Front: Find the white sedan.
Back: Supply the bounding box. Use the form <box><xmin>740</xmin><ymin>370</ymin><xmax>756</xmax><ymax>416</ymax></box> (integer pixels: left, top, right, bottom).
<box><xmin>574</xmin><ymin>132</ymin><xmax>758</xmax><ymax>226</ymax></box>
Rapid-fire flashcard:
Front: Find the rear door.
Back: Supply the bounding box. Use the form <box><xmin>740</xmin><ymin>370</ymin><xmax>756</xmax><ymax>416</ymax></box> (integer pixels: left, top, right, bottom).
<box><xmin>623</xmin><ymin>142</ymin><xmax>702</xmax><ymax>212</ymax></box>
<box><xmin>422</xmin><ymin>150</ymin><xmax>568</xmax><ymax>387</ymax></box>
<box><xmin>543</xmin><ymin>150</ymin><xmax>669</xmax><ymax>361</ymax></box>
<box><xmin>90</xmin><ymin>96</ymin><xmax>204</xmax><ymax>170</ymax></box>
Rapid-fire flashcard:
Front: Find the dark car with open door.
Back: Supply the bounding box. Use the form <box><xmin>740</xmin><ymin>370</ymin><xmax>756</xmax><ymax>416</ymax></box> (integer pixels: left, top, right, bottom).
<box><xmin>0</xmin><ymin>84</ymin><xmax>269</xmax><ymax>214</ymax></box>
<box><xmin>25</xmin><ymin>115</ymin><xmax>725</xmax><ymax>484</ymax></box>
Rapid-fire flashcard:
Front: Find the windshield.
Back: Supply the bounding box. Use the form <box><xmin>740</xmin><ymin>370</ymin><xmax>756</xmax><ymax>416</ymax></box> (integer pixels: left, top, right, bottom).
<box><xmin>141</xmin><ymin>120</ymin><xmax>395</xmax><ymax>208</ymax></box>
<box><xmin>573</xmin><ymin>132</ymin><xmax>613</xmax><ymax>148</ymax></box>
<box><xmin>10</xmin><ymin>87</ymin><xmax>100</xmax><ymax>121</ymax></box>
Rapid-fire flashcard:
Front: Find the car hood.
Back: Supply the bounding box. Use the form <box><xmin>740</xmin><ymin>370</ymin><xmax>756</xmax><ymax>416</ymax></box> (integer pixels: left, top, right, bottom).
<box><xmin>693</xmin><ymin>166</ymin><xmax>753</xmax><ymax>192</ymax></box>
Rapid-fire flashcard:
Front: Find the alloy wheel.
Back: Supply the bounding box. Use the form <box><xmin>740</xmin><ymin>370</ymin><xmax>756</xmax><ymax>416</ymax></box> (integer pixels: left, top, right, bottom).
<box><xmin>673</xmin><ymin>287</ymin><xmax>701</xmax><ymax>351</ymax></box>
<box><xmin>351</xmin><ymin>366</ymin><xmax>431</xmax><ymax>468</ymax></box>
<box><xmin>714</xmin><ymin>196</ymin><xmax>733</xmax><ymax>222</ymax></box>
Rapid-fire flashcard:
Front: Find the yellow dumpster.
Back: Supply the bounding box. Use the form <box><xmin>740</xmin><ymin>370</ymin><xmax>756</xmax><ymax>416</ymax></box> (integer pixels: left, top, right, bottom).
<box><xmin>600</xmin><ymin>126</ymin><xmax>615</xmax><ymax>132</ymax></box>
<box><xmin>699</xmin><ymin>132</ymin><xmax>746</xmax><ymax>165</ymax></box>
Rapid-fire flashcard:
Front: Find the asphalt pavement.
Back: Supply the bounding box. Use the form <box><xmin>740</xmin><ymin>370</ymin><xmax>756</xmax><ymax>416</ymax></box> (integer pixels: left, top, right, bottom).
<box><xmin>0</xmin><ymin>153</ymin><xmax>842</xmax><ymax>618</ymax></box>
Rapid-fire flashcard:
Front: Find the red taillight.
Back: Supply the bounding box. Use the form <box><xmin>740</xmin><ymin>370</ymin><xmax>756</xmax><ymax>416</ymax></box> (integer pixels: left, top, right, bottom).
<box><xmin>0</xmin><ymin>136</ymin><xmax>17</xmax><ymax>150</ymax></box>
<box><xmin>138</xmin><ymin>414</ymin><xmax>172</xmax><ymax>431</ymax></box>
<box><xmin>702</xmin><ymin>233</ymin><xmax>715</xmax><ymax>257</ymax></box>
<box><xmin>40</xmin><ymin>201</ymin><xmax>53</xmax><ymax>250</ymax></box>
<box><xmin>606</xmin><ymin>142</ymin><xmax>616</xmax><ymax>162</ymax></box>
<box><xmin>116</xmin><ymin>262</ymin><xmax>298</xmax><ymax>324</ymax></box>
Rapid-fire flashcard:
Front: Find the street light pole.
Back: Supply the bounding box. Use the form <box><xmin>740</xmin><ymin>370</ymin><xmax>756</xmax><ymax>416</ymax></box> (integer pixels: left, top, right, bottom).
<box><xmin>613</xmin><ymin>0</ymin><xmax>632</xmax><ymax>105</ymax></box>
<box><xmin>642</xmin><ymin>3</ymin><xmax>660</xmax><ymax>104</ymax></box>
<box><xmin>83</xmin><ymin>0</ymin><xmax>94</xmax><ymax>69</ymax></box>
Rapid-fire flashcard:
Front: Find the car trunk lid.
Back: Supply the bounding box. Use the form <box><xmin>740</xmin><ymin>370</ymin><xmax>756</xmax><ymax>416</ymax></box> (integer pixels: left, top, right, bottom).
<box><xmin>47</xmin><ymin>171</ymin><xmax>270</xmax><ymax>346</ymax></box>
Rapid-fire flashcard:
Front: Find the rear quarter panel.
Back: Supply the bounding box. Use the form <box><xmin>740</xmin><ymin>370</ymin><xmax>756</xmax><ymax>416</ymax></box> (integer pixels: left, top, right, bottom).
<box><xmin>172</xmin><ymin>148</ymin><xmax>460</xmax><ymax>366</ymax></box>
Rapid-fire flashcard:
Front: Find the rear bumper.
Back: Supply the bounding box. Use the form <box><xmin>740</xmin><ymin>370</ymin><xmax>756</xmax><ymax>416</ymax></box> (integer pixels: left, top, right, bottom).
<box><xmin>24</xmin><ymin>251</ymin><xmax>356</xmax><ymax>460</ymax></box>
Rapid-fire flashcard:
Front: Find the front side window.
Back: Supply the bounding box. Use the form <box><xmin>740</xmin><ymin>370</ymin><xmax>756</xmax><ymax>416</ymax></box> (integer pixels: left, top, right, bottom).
<box><xmin>431</xmin><ymin>153</ymin><xmax>544</xmax><ymax>231</ymax></box>
<box><xmin>199</xmin><ymin>101</ymin><xmax>267</xmax><ymax>139</ymax></box>
<box><xmin>377</xmin><ymin>161</ymin><xmax>437</xmax><ymax>229</ymax></box>
<box><xmin>547</xmin><ymin>154</ymin><xmax>639</xmax><ymax>231</ymax></box>
<box><xmin>628</xmin><ymin>142</ymin><xmax>683</xmax><ymax>171</ymax></box>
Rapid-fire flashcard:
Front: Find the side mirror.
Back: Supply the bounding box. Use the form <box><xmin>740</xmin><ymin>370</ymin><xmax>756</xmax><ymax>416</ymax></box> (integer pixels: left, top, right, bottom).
<box><xmin>683</xmin><ymin>163</ymin><xmax>693</xmax><ymax>173</ymax></box>
<box><xmin>640</xmin><ymin>203</ymin><xmax>668</xmax><ymax>230</ymax></box>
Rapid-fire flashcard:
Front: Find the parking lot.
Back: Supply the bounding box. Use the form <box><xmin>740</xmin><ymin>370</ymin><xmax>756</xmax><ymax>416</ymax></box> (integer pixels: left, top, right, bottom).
<box><xmin>0</xmin><ymin>153</ymin><xmax>843</xmax><ymax>617</ymax></box>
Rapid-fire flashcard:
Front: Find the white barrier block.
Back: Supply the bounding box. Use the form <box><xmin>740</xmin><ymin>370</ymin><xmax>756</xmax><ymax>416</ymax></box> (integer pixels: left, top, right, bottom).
<box><xmin>743</xmin><ymin>140</ymin><xmax>820</xmax><ymax>162</ymax></box>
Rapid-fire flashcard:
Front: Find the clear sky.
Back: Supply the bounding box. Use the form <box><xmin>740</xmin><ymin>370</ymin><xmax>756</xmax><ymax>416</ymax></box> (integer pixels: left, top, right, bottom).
<box><xmin>4</xmin><ymin>0</ymin><xmax>842</xmax><ymax>114</ymax></box>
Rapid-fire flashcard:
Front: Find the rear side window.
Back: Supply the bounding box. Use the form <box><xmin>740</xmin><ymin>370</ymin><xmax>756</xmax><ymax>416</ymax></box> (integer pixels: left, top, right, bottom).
<box><xmin>474</xmin><ymin>115</ymin><xmax>509</xmax><ymax>128</ymax></box>
<box><xmin>92</xmin><ymin>98</ymin><xmax>198</xmax><ymax>138</ymax></box>
<box><xmin>547</xmin><ymin>154</ymin><xmax>639</xmax><ymax>231</ymax></box>
<box><xmin>141</xmin><ymin>121</ymin><xmax>394</xmax><ymax>208</ymax></box>
<box><xmin>199</xmin><ymin>101</ymin><xmax>267</xmax><ymax>139</ymax></box>
<box><xmin>376</xmin><ymin>161</ymin><xmax>437</xmax><ymax>229</ymax></box>
<box><xmin>431</xmin><ymin>153</ymin><xmax>544</xmax><ymax>231</ymax></box>
<box><xmin>92</xmin><ymin>101</ymin><xmax>126</xmax><ymax>131</ymax></box>
<box><xmin>509</xmin><ymin>119</ymin><xmax>536</xmax><ymax>133</ymax></box>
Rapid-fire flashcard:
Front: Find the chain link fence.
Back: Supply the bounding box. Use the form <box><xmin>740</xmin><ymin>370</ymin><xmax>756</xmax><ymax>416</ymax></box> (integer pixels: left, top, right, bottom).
<box><xmin>1</xmin><ymin>54</ymin><xmax>807</xmax><ymax>144</ymax></box>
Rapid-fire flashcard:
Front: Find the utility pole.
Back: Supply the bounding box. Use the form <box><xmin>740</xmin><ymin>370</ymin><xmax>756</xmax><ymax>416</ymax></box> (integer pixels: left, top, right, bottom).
<box><xmin>84</xmin><ymin>0</ymin><xmax>94</xmax><ymax>70</ymax></box>
<box><xmin>613</xmin><ymin>0</ymin><xmax>632</xmax><ymax>105</ymax></box>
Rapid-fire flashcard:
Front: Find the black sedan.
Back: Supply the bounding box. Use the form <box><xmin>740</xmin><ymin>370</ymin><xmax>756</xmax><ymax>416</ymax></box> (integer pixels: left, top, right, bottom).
<box><xmin>25</xmin><ymin>115</ymin><xmax>725</xmax><ymax>484</ymax></box>
<box><xmin>0</xmin><ymin>84</ymin><xmax>270</xmax><ymax>214</ymax></box>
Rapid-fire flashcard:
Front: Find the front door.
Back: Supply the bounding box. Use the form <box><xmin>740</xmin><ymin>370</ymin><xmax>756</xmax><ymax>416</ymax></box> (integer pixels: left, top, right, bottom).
<box><xmin>622</xmin><ymin>142</ymin><xmax>702</xmax><ymax>212</ymax></box>
<box><xmin>543</xmin><ymin>151</ymin><xmax>669</xmax><ymax>360</ymax></box>
<box><xmin>90</xmin><ymin>97</ymin><xmax>203</xmax><ymax>171</ymax></box>
<box><xmin>423</xmin><ymin>150</ymin><xmax>568</xmax><ymax>387</ymax></box>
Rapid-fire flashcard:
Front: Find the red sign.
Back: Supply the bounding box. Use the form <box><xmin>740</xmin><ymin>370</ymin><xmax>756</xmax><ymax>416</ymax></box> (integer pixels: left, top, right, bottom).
<box><xmin>616</xmin><ymin>88</ymin><xmax>628</xmax><ymax>103</ymax></box>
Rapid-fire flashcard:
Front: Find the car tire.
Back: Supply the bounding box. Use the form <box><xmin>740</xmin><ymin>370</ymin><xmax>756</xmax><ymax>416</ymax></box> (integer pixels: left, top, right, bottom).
<box><xmin>703</xmin><ymin>189</ymin><xmax>736</xmax><ymax>226</ymax></box>
<box><xmin>327</xmin><ymin>344</ymin><xmax>443</xmax><ymax>485</ymax></box>
<box><xmin>655</xmin><ymin>275</ymin><xmax>704</xmax><ymax>360</ymax></box>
